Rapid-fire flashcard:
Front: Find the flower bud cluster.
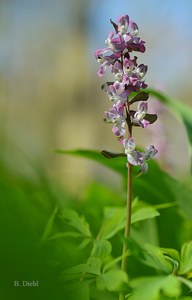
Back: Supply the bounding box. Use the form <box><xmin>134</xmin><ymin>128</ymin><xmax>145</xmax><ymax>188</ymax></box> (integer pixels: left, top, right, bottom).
<box><xmin>95</xmin><ymin>15</ymin><xmax>158</xmax><ymax>173</ymax></box>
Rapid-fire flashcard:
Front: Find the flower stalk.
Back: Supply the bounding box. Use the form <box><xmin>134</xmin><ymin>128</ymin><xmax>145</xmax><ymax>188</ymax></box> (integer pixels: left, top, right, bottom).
<box><xmin>95</xmin><ymin>15</ymin><xmax>158</xmax><ymax>300</ymax></box>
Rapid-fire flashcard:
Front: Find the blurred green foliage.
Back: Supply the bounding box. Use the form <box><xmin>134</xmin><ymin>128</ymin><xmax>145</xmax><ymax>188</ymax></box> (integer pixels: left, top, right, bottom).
<box><xmin>0</xmin><ymin>90</ymin><xmax>192</xmax><ymax>300</ymax></box>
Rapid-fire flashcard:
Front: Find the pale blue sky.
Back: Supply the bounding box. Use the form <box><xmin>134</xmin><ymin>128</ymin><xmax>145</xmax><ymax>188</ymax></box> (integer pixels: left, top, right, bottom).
<box><xmin>0</xmin><ymin>0</ymin><xmax>192</xmax><ymax>96</ymax></box>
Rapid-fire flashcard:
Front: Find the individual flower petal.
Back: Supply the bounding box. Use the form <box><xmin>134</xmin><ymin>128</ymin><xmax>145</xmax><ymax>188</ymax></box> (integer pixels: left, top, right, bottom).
<box><xmin>133</xmin><ymin>101</ymin><xmax>150</xmax><ymax>128</ymax></box>
<box><xmin>117</xmin><ymin>15</ymin><xmax>129</xmax><ymax>35</ymax></box>
<box><xmin>136</xmin><ymin>64</ymin><xmax>148</xmax><ymax>79</ymax></box>
<box><xmin>127</xmin><ymin>150</ymin><xmax>143</xmax><ymax>166</ymax></box>
<box><xmin>112</xmin><ymin>121</ymin><xmax>126</xmax><ymax>137</ymax></box>
<box><xmin>123</xmin><ymin>137</ymin><xmax>135</xmax><ymax>154</ymax></box>
<box><xmin>97</xmin><ymin>63</ymin><xmax>107</xmax><ymax>77</ymax></box>
<box><xmin>138</xmin><ymin>119</ymin><xmax>150</xmax><ymax>128</ymax></box>
<box><xmin>129</xmin><ymin>20</ymin><xmax>139</xmax><ymax>36</ymax></box>
<box><xmin>105</xmin><ymin>31</ymin><xmax>115</xmax><ymax>46</ymax></box>
<box><xmin>143</xmin><ymin>145</ymin><xmax>158</xmax><ymax>160</ymax></box>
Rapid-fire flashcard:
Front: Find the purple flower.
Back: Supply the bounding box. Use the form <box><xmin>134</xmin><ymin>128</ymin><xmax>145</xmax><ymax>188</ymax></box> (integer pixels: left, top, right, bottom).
<box><xmin>143</xmin><ymin>145</ymin><xmax>158</xmax><ymax>160</ymax></box>
<box><xmin>105</xmin><ymin>32</ymin><xmax>126</xmax><ymax>53</ymax></box>
<box><xmin>123</xmin><ymin>137</ymin><xmax>158</xmax><ymax>172</ymax></box>
<box><xmin>133</xmin><ymin>101</ymin><xmax>150</xmax><ymax>128</ymax></box>
<box><xmin>95</xmin><ymin>51</ymin><xmax>121</xmax><ymax>77</ymax></box>
<box><xmin>95</xmin><ymin>14</ymin><xmax>158</xmax><ymax>172</ymax></box>
<box><xmin>95</xmin><ymin>15</ymin><xmax>146</xmax><ymax>77</ymax></box>
<box><xmin>136</xmin><ymin>64</ymin><xmax>148</xmax><ymax>79</ymax></box>
<box><xmin>116</xmin><ymin>15</ymin><xmax>139</xmax><ymax>37</ymax></box>
<box><xmin>124</xmin><ymin>35</ymin><xmax>146</xmax><ymax>53</ymax></box>
<box><xmin>105</xmin><ymin>104</ymin><xmax>126</xmax><ymax>137</ymax></box>
<box><xmin>117</xmin><ymin>15</ymin><xmax>130</xmax><ymax>35</ymax></box>
<box><xmin>104</xmin><ymin>84</ymin><xmax>128</xmax><ymax>105</ymax></box>
<box><xmin>139</xmin><ymin>145</ymin><xmax>158</xmax><ymax>173</ymax></box>
<box><xmin>123</xmin><ymin>138</ymin><xmax>143</xmax><ymax>166</ymax></box>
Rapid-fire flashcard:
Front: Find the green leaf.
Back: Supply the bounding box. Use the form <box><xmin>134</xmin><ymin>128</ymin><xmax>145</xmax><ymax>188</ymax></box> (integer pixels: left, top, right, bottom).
<box><xmin>78</xmin><ymin>238</ymin><xmax>92</xmax><ymax>250</ymax></box>
<box><xmin>60</xmin><ymin>209</ymin><xmax>92</xmax><ymax>237</ymax></box>
<box><xmin>178</xmin><ymin>241</ymin><xmax>192</xmax><ymax>275</ymax></box>
<box><xmin>160</xmin><ymin>248</ymin><xmax>180</xmax><ymax>263</ymax></box>
<box><xmin>48</xmin><ymin>231</ymin><xmax>83</xmax><ymax>240</ymax></box>
<box><xmin>96</xmin><ymin>269</ymin><xmax>128</xmax><ymax>291</ymax></box>
<box><xmin>129</xmin><ymin>92</ymin><xmax>149</xmax><ymax>104</ymax></box>
<box><xmin>97</xmin><ymin>207</ymin><xmax>125</xmax><ymax>240</ymax></box>
<box><xmin>101</xmin><ymin>150</ymin><xmax>126</xmax><ymax>159</ymax></box>
<box><xmin>63</xmin><ymin>279</ymin><xmax>94</xmax><ymax>293</ymax></box>
<box><xmin>144</xmin><ymin>113</ymin><xmax>158</xmax><ymax>124</ymax></box>
<box><xmin>87</xmin><ymin>257</ymin><xmax>102</xmax><ymax>276</ymax></box>
<box><xmin>177</xmin><ymin>276</ymin><xmax>192</xmax><ymax>290</ymax></box>
<box><xmin>128</xmin><ymin>275</ymin><xmax>181</xmax><ymax>300</ymax></box>
<box><xmin>131</xmin><ymin>206</ymin><xmax>160</xmax><ymax>224</ymax></box>
<box><xmin>61</xmin><ymin>257</ymin><xmax>102</xmax><ymax>278</ymax></box>
<box><xmin>98</xmin><ymin>203</ymin><xmax>160</xmax><ymax>240</ymax></box>
<box><xmin>144</xmin><ymin>243</ymin><xmax>173</xmax><ymax>274</ymax></box>
<box><xmin>160</xmin><ymin>298</ymin><xmax>192</xmax><ymax>300</ymax></box>
<box><xmin>103</xmin><ymin>250</ymin><xmax>130</xmax><ymax>273</ymax></box>
<box><xmin>90</xmin><ymin>286</ymin><xmax>118</xmax><ymax>300</ymax></box>
<box><xmin>55</xmin><ymin>147</ymin><xmax>192</xmax><ymax>221</ymax></box>
<box><xmin>91</xmin><ymin>240</ymin><xmax>112</xmax><ymax>260</ymax></box>
<box><xmin>160</xmin><ymin>248</ymin><xmax>180</xmax><ymax>274</ymax></box>
<box><xmin>55</xmin><ymin>148</ymin><xmax>127</xmax><ymax>177</ymax></box>
<box><xmin>126</xmin><ymin>239</ymin><xmax>173</xmax><ymax>274</ymax></box>
<box><xmin>41</xmin><ymin>205</ymin><xmax>58</xmax><ymax>241</ymax></box>
<box><xmin>147</xmin><ymin>88</ymin><xmax>192</xmax><ymax>171</ymax></box>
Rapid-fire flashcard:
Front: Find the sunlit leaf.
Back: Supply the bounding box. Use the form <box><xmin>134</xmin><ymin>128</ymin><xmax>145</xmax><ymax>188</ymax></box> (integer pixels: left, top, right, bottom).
<box><xmin>177</xmin><ymin>276</ymin><xmax>192</xmax><ymax>290</ymax></box>
<box><xmin>128</xmin><ymin>275</ymin><xmax>181</xmax><ymax>300</ymax></box>
<box><xmin>96</xmin><ymin>269</ymin><xmax>128</xmax><ymax>291</ymax></box>
<box><xmin>91</xmin><ymin>240</ymin><xmax>112</xmax><ymax>260</ymax></box>
<box><xmin>131</xmin><ymin>206</ymin><xmax>160</xmax><ymax>224</ymax></box>
<box><xmin>178</xmin><ymin>241</ymin><xmax>192</xmax><ymax>275</ymax></box>
<box><xmin>160</xmin><ymin>248</ymin><xmax>180</xmax><ymax>263</ymax></box>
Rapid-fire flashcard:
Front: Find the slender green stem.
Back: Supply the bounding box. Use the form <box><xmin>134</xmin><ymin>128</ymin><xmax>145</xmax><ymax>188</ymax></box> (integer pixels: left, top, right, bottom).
<box><xmin>119</xmin><ymin>103</ymin><xmax>133</xmax><ymax>300</ymax></box>
<box><xmin>119</xmin><ymin>162</ymin><xmax>132</xmax><ymax>300</ymax></box>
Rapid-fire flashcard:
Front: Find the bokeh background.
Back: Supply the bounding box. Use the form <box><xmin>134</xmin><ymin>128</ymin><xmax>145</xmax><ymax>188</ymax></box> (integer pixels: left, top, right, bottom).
<box><xmin>0</xmin><ymin>0</ymin><xmax>192</xmax><ymax>194</ymax></box>
<box><xmin>1</xmin><ymin>1</ymin><xmax>192</xmax><ymax>299</ymax></box>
